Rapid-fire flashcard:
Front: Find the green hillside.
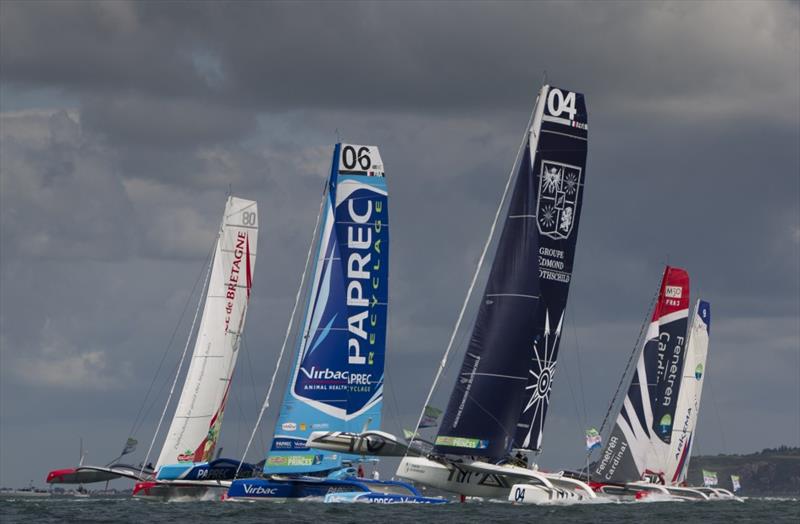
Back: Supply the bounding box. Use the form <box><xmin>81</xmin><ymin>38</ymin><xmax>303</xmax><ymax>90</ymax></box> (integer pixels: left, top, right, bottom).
<box><xmin>687</xmin><ymin>446</ymin><xmax>800</xmax><ymax>496</ymax></box>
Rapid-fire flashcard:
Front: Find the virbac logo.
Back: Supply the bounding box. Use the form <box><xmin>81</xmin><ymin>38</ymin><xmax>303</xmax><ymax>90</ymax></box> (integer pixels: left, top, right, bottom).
<box><xmin>242</xmin><ymin>485</ymin><xmax>279</xmax><ymax>496</ymax></box>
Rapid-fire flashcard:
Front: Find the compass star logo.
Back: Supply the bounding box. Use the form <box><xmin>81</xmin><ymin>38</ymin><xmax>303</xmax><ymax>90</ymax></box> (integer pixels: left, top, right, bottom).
<box><xmin>520</xmin><ymin>309</ymin><xmax>564</xmax><ymax>449</ymax></box>
<box><xmin>536</xmin><ymin>160</ymin><xmax>583</xmax><ymax>240</ymax></box>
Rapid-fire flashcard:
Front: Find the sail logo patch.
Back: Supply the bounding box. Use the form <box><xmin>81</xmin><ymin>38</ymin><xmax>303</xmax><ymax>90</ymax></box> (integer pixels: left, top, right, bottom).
<box><xmin>665</xmin><ymin>285</ymin><xmax>683</xmax><ymax>299</ymax></box>
<box><xmin>519</xmin><ymin>309</ymin><xmax>563</xmax><ymax>449</ymax></box>
<box><xmin>536</xmin><ymin>160</ymin><xmax>582</xmax><ymax>240</ymax></box>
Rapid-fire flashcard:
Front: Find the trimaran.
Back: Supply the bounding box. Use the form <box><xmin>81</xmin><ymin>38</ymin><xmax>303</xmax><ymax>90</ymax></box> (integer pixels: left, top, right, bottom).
<box><xmin>222</xmin><ymin>143</ymin><xmax>444</xmax><ymax>503</ymax></box>
<box><xmin>47</xmin><ymin>196</ymin><xmax>259</xmax><ymax>499</ymax></box>
<box><xmin>308</xmin><ymin>84</ymin><xmax>594</xmax><ymax>503</ymax></box>
<box><xmin>587</xmin><ymin>266</ymin><xmax>738</xmax><ymax>501</ymax></box>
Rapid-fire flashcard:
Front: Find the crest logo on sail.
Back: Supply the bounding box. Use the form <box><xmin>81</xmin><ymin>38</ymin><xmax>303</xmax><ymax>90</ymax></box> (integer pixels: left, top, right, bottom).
<box><xmin>536</xmin><ymin>160</ymin><xmax>582</xmax><ymax>240</ymax></box>
<box><xmin>694</xmin><ymin>363</ymin><xmax>704</xmax><ymax>380</ymax></box>
<box><xmin>659</xmin><ymin>414</ymin><xmax>672</xmax><ymax>435</ymax></box>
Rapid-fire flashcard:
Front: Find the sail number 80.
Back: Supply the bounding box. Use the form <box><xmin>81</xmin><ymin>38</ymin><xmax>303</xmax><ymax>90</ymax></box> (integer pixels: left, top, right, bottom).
<box><xmin>242</xmin><ymin>211</ymin><xmax>257</xmax><ymax>226</ymax></box>
<box><xmin>547</xmin><ymin>88</ymin><xmax>577</xmax><ymax>120</ymax></box>
<box><xmin>342</xmin><ymin>145</ymin><xmax>372</xmax><ymax>171</ymax></box>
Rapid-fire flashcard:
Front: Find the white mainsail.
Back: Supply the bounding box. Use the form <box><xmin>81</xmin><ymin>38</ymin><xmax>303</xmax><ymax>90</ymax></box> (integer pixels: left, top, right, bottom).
<box><xmin>155</xmin><ymin>196</ymin><xmax>258</xmax><ymax>469</ymax></box>
<box><xmin>663</xmin><ymin>300</ymin><xmax>711</xmax><ymax>484</ymax></box>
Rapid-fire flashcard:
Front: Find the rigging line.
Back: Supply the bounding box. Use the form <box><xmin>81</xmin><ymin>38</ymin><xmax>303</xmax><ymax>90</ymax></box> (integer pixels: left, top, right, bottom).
<box><xmin>235</xmin><ymin>181</ymin><xmax>328</xmax><ymax>479</ymax></box>
<box><xmin>595</xmin><ymin>268</ymin><xmax>665</xmax><ymax>444</ymax></box>
<box><xmin>126</xmin><ymin>239</ymin><xmax>216</xmax><ymax>442</ymax></box>
<box><xmin>556</xmin><ymin>343</ymin><xmax>586</xmax><ymax>456</ymax></box>
<box><xmin>404</xmin><ymin>87</ymin><xmax>543</xmax><ymax>459</ymax></box>
<box><xmin>705</xmin><ymin>376</ymin><xmax>729</xmax><ymax>454</ymax></box>
<box><xmin>139</xmin><ymin>231</ymin><xmax>216</xmax><ymax>479</ymax></box>
<box><xmin>383</xmin><ymin>314</ymin><xmax>405</xmax><ymax>436</ymax></box>
<box><xmin>568</xmin><ymin>302</ymin><xmax>588</xmax><ymax>428</ymax></box>
<box><xmin>241</xmin><ymin>334</ymin><xmax>266</xmax><ymax>456</ymax></box>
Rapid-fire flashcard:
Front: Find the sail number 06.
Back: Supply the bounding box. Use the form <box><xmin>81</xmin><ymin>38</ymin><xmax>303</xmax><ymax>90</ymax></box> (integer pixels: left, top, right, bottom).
<box><xmin>547</xmin><ymin>88</ymin><xmax>577</xmax><ymax>121</ymax></box>
<box><xmin>341</xmin><ymin>145</ymin><xmax>372</xmax><ymax>171</ymax></box>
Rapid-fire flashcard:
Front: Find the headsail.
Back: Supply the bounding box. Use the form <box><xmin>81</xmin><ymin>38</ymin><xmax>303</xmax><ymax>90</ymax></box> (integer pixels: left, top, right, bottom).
<box><xmin>155</xmin><ymin>196</ymin><xmax>258</xmax><ymax>469</ymax></box>
<box><xmin>264</xmin><ymin>144</ymin><xmax>389</xmax><ymax>474</ymax></box>
<box><xmin>665</xmin><ymin>300</ymin><xmax>710</xmax><ymax>484</ymax></box>
<box><xmin>434</xmin><ymin>85</ymin><xmax>589</xmax><ymax>458</ymax></box>
<box><xmin>592</xmin><ymin>266</ymin><xmax>690</xmax><ymax>483</ymax></box>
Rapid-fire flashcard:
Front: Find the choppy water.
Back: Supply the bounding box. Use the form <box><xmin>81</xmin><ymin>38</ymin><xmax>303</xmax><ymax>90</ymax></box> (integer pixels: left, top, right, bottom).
<box><xmin>1</xmin><ymin>496</ymin><xmax>798</xmax><ymax>523</ymax></box>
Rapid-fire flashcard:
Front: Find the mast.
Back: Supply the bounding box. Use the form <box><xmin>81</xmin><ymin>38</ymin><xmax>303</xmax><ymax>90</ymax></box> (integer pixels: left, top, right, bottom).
<box><xmin>592</xmin><ymin>266</ymin><xmax>690</xmax><ymax>483</ymax></box>
<box><xmin>433</xmin><ymin>85</ymin><xmax>589</xmax><ymax>458</ymax></box>
<box><xmin>264</xmin><ymin>143</ymin><xmax>389</xmax><ymax>474</ymax></box>
<box><xmin>155</xmin><ymin>196</ymin><xmax>259</xmax><ymax>469</ymax></box>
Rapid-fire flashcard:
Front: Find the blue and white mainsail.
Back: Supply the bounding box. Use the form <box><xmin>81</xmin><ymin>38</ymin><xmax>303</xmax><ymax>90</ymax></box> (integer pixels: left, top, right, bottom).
<box><xmin>264</xmin><ymin>144</ymin><xmax>389</xmax><ymax>474</ymax></box>
<box><xmin>434</xmin><ymin>85</ymin><xmax>589</xmax><ymax>458</ymax></box>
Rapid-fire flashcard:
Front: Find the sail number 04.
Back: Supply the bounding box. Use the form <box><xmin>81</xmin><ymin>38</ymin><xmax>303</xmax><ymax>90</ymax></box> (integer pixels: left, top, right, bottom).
<box><xmin>547</xmin><ymin>88</ymin><xmax>577</xmax><ymax>120</ymax></box>
<box><xmin>341</xmin><ymin>145</ymin><xmax>372</xmax><ymax>171</ymax></box>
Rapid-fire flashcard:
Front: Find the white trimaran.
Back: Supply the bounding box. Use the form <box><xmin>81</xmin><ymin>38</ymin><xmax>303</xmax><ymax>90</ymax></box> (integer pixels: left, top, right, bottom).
<box><xmin>588</xmin><ymin>268</ymin><xmax>738</xmax><ymax>502</ymax></box>
<box><xmin>47</xmin><ymin>196</ymin><xmax>259</xmax><ymax>499</ymax></box>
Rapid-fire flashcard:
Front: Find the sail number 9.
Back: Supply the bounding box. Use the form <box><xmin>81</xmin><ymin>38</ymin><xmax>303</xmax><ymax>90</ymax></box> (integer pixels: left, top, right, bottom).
<box><xmin>547</xmin><ymin>88</ymin><xmax>577</xmax><ymax>120</ymax></box>
<box><xmin>341</xmin><ymin>145</ymin><xmax>372</xmax><ymax>171</ymax></box>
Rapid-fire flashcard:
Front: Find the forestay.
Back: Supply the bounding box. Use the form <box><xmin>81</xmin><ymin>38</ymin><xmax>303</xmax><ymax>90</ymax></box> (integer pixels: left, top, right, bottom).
<box><xmin>434</xmin><ymin>85</ymin><xmax>589</xmax><ymax>458</ymax></box>
<box><xmin>264</xmin><ymin>144</ymin><xmax>389</xmax><ymax>474</ymax></box>
<box><xmin>155</xmin><ymin>196</ymin><xmax>258</xmax><ymax>469</ymax></box>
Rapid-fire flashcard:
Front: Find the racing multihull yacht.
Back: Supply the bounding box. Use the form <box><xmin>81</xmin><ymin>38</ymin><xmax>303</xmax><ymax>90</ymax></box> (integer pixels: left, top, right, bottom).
<box><xmin>587</xmin><ymin>268</ymin><xmax>738</xmax><ymax>501</ymax></box>
<box><xmin>47</xmin><ymin>196</ymin><xmax>260</xmax><ymax>498</ymax></box>
<box><xmin>225</xmin><ymin>144</ymin><xmax>444</xmax><ymax>504</ymax></box>
<box><xmin>309</xmin><ymin>84</ymin><xmax>593</xmax><ymax>504</ymax></box>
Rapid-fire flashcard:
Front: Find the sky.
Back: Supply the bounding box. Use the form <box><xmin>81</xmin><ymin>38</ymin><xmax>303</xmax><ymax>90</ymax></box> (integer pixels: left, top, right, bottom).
<box><xmin>1</xmin><ymin>1</ymin><xmax>798</xmax><ymax>488</ymax></box>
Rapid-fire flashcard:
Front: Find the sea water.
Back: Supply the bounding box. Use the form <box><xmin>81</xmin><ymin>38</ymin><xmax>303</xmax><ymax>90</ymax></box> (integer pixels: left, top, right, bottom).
<box><xmin>1</xmin><ymin>496</ymin><xmax>798</xmax><ymax>523</ymax></box>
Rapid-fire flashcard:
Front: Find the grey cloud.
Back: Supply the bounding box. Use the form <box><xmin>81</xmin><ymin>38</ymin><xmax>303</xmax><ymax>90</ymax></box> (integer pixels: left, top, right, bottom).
<box><xmin>2</xmin><ymin>1</ymin><xmax>797</xmax><ymax>121</ymax></box>
<box><xmin>80</xmin><ymin>93</ymin><xmax>257</xmax><ymax>149</ymax></box>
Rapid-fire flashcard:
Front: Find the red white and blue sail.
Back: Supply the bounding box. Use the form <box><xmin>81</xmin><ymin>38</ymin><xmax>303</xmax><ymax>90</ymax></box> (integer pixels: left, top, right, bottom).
<box><xmin>593</xmin><ymin>266</ymin><xmax>690</xmax><ymax>483</ymax></box>
<box><xmin>264</xmin><ymin>144</ymin><xmax>389</xmax><ymax>474</ymax></box>
<box><xmin>434</xmin><ymin>85</ymin><xmax>589</xmax><ymax>458</ymax></box>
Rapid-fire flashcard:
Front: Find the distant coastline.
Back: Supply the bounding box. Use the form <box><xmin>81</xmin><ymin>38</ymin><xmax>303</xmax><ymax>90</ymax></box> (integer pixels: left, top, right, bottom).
<box><xmin>687</xmin><ymin>446</ymin><xmax>800</xmax><ymax>496</ymax></box>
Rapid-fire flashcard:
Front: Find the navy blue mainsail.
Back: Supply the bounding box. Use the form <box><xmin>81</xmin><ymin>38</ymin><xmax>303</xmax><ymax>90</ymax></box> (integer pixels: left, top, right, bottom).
<box><xmin>434</xmin><ymin>86</ymin><xmax>589</xmax><ymax>458</ymax></box>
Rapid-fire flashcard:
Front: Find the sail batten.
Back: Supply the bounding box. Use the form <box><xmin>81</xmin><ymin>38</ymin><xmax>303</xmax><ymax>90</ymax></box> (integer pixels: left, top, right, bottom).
<box><xmin>435</xmin><ymin>85</ymin><xmax>589</xmax><ymax>457</ymax></box>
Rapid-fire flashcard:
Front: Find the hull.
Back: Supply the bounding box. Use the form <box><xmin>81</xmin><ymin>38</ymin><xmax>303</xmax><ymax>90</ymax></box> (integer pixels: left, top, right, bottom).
<box><xmin>397</xmin><ymin>457</ymin><xmax>511</xmax><ymax>498</ymax></box>
<box><xmin>591</xmin><ymin>481</ymin><xmax>741</xmax><ymax>502</ymax></box>
<box><xmin>226</xmin><ymin>476</ymin><xmax>440</xmax><ymax>503</ymax></box>
<box><xmin>509</xmin><ymin>484</ymin><xmax>585</xmax><ymax>504</ymax></box>
<box><xmin>133</xmin><ymin>480</ymin><xmax>230</xmax><ymax>501</ymax></box>
<box><xmin>156</xmin><ymin>458</ymin><xmax>257</xmax><ymax>482</ymax></box>
<box><xmin>324</xmin><ymin>491</ymin><xmax>447</xmax><ymax>504</ymax></box>
<box><xmin>398</xmin><ymin>457</ymin><xmax>596</xmax><ymax>502</ymax></box>
<box><xmin>46</xmin><ymin>463</ymin><xmax>153</xmax><ymax>484</ymax></box>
